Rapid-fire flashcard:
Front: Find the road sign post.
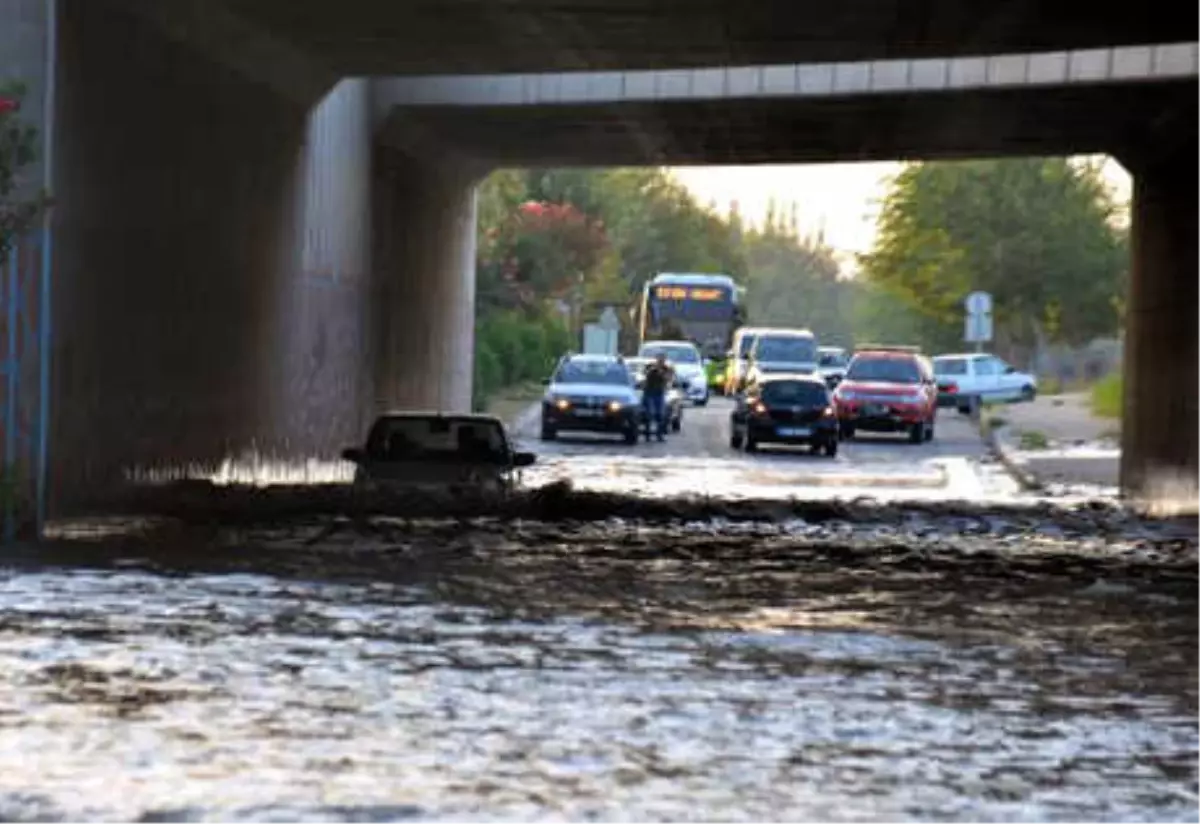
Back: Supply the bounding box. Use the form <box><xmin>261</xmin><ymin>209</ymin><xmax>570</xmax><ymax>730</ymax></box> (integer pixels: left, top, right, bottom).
<box><xmin>964</xmin><ymin>291</ymin><xmax>993</xmax><ymax>352</ymax></box>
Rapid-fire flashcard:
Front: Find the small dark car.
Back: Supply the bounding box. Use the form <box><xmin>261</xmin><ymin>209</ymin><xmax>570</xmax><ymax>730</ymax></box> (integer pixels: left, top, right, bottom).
<box><xmin>541</xmin><ymin>354</ymin><xmax>641</xmax><ymax>444</ymax></box>
<box><xmin>729</xmin><ymin>374</ymin><xmax>839</xmax><ymax>456</ymax></box>
<box><xmin>342</xmin><ymin>412</ymin><xmax>536</xmax><ymax>494</ymax></box>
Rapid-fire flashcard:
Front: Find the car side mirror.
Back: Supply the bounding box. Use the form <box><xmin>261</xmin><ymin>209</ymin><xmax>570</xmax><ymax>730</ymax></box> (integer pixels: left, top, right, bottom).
<box><xmin>341</xmin><ymin>447</ymin><xmax>365</xmax><ymax>463</ymax></box>
<box><xmin>513</xmin><ymin>451</ymin><xmax>536</xmax><ymax>468</ymax></box>
<box><xmin>1004</xmin><ymin>366</ymin><xmax>1015</xmax><ymax>374</ymax></box>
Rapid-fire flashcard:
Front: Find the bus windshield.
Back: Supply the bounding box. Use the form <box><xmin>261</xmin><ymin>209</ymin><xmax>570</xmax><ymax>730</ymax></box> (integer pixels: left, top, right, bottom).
<box><xmin>640</xmin><ymin>275</ymin><xmax>744</xmax><ymax>361</ymax></box>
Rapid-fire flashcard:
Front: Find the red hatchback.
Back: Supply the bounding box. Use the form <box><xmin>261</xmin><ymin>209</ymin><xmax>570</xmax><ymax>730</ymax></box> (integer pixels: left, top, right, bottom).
<box><xmin>832</xmin><ymin>348</ymin><xmax>938</xmax><ymax>443</ymax></box>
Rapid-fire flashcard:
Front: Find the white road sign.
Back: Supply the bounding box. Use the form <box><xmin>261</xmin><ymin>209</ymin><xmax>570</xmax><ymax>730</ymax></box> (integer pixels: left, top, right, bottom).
<box><xmin>964</xmin><ymin>291</ymin><xmax>993</xmax><ymax>343</ymax></box>
<box><xmin>964</xmin><ymin>311</ymin><xmax>994</xmax><ymax>343</ymax></box>
<box><xmin>965</xmin><ymin>291</ymin><xmax>992</xmax><ymax>314</ymax></box>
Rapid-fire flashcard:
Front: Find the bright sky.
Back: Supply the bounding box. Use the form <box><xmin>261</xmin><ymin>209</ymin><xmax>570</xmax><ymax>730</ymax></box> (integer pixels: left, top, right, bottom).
<box><xmin>671</xmin><ymin>156</ymin><xmax>1132</xmax><ymax>277</ymax></box>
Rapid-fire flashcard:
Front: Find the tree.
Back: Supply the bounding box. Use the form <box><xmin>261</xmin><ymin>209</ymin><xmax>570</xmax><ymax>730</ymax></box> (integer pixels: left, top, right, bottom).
<box><xmin>739</xmin><ymin>201</ymin><xmax>854</xmax><ymax>346</ymax></box>
<box><xmin>858</xmin><ymin>158</ymin><xmax>1127</xmax><ymax>363</ymax></box>
<box><xmin>0</xmin><ymin>82</ymin><xmax>41</xmax><ymax>262</ymax></box>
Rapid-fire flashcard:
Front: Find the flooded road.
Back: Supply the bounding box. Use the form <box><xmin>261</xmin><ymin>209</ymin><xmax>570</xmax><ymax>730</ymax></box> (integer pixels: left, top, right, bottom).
<box><xmin>4</xmin><ymin>398</ymin><xmax>1196</xmax><ymax>821</ymax></box>
<box><xmin>0</xmin><ymin>510</ymin><xmax>1195</xmax><ymax>822</ymax></box>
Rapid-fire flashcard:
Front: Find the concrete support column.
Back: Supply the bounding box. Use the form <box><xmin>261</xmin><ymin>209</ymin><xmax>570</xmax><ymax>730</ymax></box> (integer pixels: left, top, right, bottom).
<box><xmin>1120</xmin><ymin>150</ymin><xmax>1198</xmax><ymax>498</ymax></box>
<box><xmin>271</xmin><ymin>78</ymin><xmax>374</xmax><ymax>456</ymax></box>
<box><xmin>372</xmin><ymin>152</ymin><xmax>480</xmax><ymax>415</ymax></box>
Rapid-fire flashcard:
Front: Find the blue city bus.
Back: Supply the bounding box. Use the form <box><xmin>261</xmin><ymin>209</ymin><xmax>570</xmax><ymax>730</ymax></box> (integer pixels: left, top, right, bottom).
<box><xmin>638</xmin><ymin>273</ymin><xmax>745</xmax><ymax>387</ymax></box>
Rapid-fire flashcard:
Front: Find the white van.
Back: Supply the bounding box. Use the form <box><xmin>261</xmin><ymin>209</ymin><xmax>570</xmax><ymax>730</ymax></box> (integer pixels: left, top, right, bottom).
<box><xmin>725</xmin><ymin>326</ymin><xmax>769</xmax><ymax>394</ymax></box>
<box><xmin>745</xmin><ymin>329</ymin><xmax>819</xmax><ymax>387</ymax></box>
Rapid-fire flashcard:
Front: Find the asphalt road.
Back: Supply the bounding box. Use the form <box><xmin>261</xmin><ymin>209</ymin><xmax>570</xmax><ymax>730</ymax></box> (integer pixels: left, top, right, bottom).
<box><xmin>511</xmin><ymin>396</ymin><xmax>1018</xmax><ymax>502</ymax></box>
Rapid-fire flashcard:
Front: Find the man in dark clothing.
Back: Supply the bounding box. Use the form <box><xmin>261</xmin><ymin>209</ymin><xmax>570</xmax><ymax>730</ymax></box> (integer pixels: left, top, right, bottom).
<box><xmin>641</xmin><ymin>353</ymin><xmax>674</xmax><ymax>441</ymax></box>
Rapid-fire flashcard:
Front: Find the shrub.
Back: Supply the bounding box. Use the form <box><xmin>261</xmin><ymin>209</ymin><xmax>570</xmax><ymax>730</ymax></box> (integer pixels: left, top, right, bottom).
<box><xmin>1091</xmin><ymin>372</ymin><xmax>1123</xmax><ymax>419</ymax></box>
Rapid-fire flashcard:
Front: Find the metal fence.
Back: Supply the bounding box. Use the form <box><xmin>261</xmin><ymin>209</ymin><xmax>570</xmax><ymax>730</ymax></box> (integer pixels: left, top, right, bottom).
<box><xmin>0</xmin><ymin>229</ymin><xmax>49</xmax><ymax>540</ymax></box>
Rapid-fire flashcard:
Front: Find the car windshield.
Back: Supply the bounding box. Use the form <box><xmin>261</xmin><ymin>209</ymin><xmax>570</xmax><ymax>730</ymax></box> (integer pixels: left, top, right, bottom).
<box><xmin>641</xmin><ymin>344</ymin><xmax>699</xmax><ymax>364</ymax></box>
<box><xmin>366</xmin><ymin>417</ymin><xmax>507</xmax><ymax>462</ymax></box>
<box><xmin>846</xmin><ymin>357</ymin><xmax>922</xmax><ymax>383</ymax></box>
<box><xmin>755</xmin><ymin>336</ymin><xmax>816</xmax><ymax>363</ymax></box>
<box><xmin>818</xmin><ymin>350</ymin><xmax>848</xmax><ymax>368</ymax></box>
<box><xmin>933</xmin><ymin>358</ymin><xmax>968</xmax><ymax>376</ymax></box>
<box><xmin>555</xmin><ymin>360</ymin><xmax>630</xmax><ymax>385</ymax></box>
<box><xmin>760</xmin><ymin>381</ymin><xmax>829</xmax><ymax>406</ymax></box>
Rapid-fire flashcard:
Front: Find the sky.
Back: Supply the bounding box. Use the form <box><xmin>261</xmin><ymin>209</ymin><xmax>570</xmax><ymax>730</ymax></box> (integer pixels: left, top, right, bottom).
<box><xmin>670</xmin><ymin>156</ymin><xmax>1132</xmax><ymax>277</ymax></box>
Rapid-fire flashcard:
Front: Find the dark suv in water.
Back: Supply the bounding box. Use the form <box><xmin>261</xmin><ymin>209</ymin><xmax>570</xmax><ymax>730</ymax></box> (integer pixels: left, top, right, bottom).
<box><xmin>541</xmin><ymin>354</ymin><xmax>641</xmax><ymax>444</ymax></box>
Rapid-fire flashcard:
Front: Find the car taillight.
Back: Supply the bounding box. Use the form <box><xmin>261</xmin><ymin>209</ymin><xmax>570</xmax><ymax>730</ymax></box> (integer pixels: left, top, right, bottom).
<box><xmin>943</xmin><ymin>382</ymin><xmax>957</xmax><ymax>393</ymax></box>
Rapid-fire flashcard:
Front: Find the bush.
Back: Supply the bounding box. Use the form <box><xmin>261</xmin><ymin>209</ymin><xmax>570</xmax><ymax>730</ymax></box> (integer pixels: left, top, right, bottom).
<box><xmin>473</xmin><ymin>309</ymin><xmax>575</xmax><ymax>411</ymax></box>
<box><xmin>1091</xmin><ymin>372</ymin><xmax>1123</xmax><ymax>419</ymax></box>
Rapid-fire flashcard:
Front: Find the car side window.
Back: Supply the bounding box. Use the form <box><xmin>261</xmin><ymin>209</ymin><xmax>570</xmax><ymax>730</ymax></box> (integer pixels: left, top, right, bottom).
<box><xmin>974</xmin><ymin>357</ymin><xmax>997</xmax><ymax>376</ymax></box>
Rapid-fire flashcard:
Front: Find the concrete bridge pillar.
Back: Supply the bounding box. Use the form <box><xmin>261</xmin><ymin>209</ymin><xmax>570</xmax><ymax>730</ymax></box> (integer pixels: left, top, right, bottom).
<box><xmin>1120</xmin><ymin>148</ymin><xmax>1198</xmax><ymax>500</ymax></box>
<box><xmin>371</xmin><ymin>152</ymin><xmax>481</xmax><ymax>416</ymax></box>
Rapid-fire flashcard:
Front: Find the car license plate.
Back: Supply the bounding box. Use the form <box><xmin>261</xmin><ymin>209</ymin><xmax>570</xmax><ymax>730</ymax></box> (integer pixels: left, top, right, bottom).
<box><xmin>777</xmin><ymin>426</ymin><xmax>811</xmax><ymax>437</ymax></box>
<box><xmin>862</xmin><ymin>403</ymin><xmax>888</xmax><ymax>416</ymax></box>
<box><xmin>574</xmin><ymin>408</ymin><xmax>602</xmax><ymax>417</ymax></box>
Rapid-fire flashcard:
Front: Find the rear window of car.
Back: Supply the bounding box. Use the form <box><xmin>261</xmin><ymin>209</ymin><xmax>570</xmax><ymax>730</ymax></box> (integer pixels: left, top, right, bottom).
<box><xmin>367</xmin><ymin>417</ymin><xmax>507</xmax><ymax>461</ymax></box>
<box><xmin>760</xmin><ymin>381</ymin><xmax>829</xmax><ymax>405</ymax></box>
<box><xmin>845</xmin><ymin>356</ymin><xmax>921</xmax><ymax>384</ymax></box>
<box><xmin>933</xmin><ymin>358</ymin><xmax>968</xmax><ymax>376</ymax></box>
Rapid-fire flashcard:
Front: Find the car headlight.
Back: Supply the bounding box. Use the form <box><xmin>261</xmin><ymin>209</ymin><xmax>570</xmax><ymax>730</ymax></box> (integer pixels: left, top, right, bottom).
<box><xmin>606</xmin><ymin>400</ymin><xmax>624</xmax><ymax>413</ymax></box>
<box><xmin>551</xmin><ymin>397</ymin><xmax>570</xmax><ymax>410</ymax></box>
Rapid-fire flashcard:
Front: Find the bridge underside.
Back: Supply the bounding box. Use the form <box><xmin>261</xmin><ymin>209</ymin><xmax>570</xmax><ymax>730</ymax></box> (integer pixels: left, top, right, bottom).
<box><xmin>117</xmin><ymin>0</ymin><xmax>1194</xmax><ymax>75</ymax></box>
<box><xmin>3</xmin><ymin>0</ymin><xmax>1194</xmax><ymax>517</ymax></box>
<box><xmin>379</xmin><ymin>81</ymin><xmax>1195</xmax><ymax>166</ymax></box>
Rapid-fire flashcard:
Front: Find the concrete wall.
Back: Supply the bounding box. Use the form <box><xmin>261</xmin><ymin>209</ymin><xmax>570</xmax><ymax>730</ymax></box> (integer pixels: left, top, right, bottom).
<box><xmin>50</xmin><ymin>0</ymin><xmax>373</xmax><ymax>505</ymax></box>
<box><xmin>270</xmin><ymin>79</ymin><xmax>375</xmax><ymax>457</ymax></box>
<box><xmin>371</xmin><ymin>151</ymin><xmax>479</xmax><ymax>416</ymax></box>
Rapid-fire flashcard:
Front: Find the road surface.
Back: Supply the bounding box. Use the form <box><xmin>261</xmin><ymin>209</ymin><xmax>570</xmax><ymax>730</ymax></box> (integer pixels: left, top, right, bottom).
<box><xmin>511</xmin><ymin>395</ymin><xmax>1020</xmax><ymax>502</ymax></box>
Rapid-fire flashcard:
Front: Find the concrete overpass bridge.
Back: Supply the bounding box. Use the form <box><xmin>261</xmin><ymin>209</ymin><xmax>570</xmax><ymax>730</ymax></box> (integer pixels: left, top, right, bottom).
<box><xmin>0</xmin><ymin>0</ymin><xmax>1195</xmax><ymax>524</ymax></box>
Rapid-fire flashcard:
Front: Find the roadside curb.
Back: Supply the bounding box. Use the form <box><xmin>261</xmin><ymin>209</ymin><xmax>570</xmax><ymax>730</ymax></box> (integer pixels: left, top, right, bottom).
<box><xmin>978</xmin><ymin>420</ymin><xmax>1045</xmax><ymax>493</ymax></box>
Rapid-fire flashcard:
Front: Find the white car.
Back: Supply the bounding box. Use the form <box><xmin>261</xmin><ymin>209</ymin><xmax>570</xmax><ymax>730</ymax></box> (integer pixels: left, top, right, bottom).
<box><xmin>638</xmin><ymin>340</ymin><xmax>709</xmax><ymax>405</ymax></box>
<box><xmin>745</xmin><ymin>329</ymin><xmax>819</xmax><ymax>388</ymax></box>
<box><xmin>818</xmin><ymin>345</ymin><xmax>849</xmax><ymax>388</ymax></box>
<box><xmin>932</xmin><ymin>353</ymin><xmax>1038</xmax><ymax>412</ymax></box>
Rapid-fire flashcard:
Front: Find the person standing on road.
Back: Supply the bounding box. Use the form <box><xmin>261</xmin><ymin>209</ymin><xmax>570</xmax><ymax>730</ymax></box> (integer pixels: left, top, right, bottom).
<box><xmin>641</xmin><ymin>353</ymin><xmax>674</xmax><ymax>442</ymax></box>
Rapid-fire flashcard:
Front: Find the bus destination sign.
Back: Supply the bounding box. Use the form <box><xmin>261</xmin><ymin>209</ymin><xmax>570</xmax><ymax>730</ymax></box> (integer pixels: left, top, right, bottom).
<box><xmin>654</xmin><ymin>286</ymin><xmax>725</xmax><ymax>301</ymax></box>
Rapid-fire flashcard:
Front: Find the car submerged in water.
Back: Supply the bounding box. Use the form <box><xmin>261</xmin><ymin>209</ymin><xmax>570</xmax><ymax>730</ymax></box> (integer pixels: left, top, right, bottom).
<box><xmin>341</xmin><ymin>412</ymin><xmax>536</xmax><ymax>494</ymax></box>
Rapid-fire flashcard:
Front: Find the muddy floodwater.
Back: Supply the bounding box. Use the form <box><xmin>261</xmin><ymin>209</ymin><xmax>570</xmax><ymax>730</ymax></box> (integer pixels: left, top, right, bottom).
<box><xmin>0</xmin><ymin>511</ymin><xmax>1196</xmax><ymax>822</ymax></box>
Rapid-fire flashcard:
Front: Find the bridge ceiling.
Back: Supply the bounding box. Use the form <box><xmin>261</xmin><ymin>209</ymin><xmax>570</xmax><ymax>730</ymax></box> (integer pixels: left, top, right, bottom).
<box><xmin>377</xmin><ymin>80</ymin><xmax>1197</xmax><ymax>167</ymax></box>
<box><xmin>209</xmin><ymin>0</ymin><xmax>1194</xmax><ymax>75</ymax></box>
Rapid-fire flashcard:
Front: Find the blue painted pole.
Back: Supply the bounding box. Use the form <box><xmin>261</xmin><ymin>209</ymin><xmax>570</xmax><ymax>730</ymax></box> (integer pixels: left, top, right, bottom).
<box><xmin>36</xmin><ymin>0</ymin><xmax>58</xmax><ymax>539</ymax></box>
<box><xmin>3</xmin><ymin>241</ymin><xmax>16</xmax><ymax>542</ymax></box>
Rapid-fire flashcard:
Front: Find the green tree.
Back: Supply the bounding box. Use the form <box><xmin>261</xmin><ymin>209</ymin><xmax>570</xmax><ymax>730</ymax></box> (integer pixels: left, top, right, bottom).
<box><xmin>0</xmin><ymin>82</ymin><xmax>41</xmax><ymax>261</ymax></box>
<box><xmin>859</xmin><ymin>158</ymin><xmax>1127</xmax><ymax>363</ymax></box>
<box><xmin>739</xmin><ymin>201</ymin><xmax>854</xmax><ymax>346</ymax></box>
